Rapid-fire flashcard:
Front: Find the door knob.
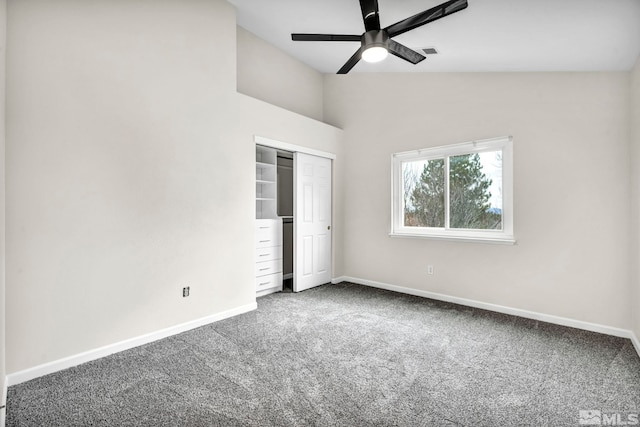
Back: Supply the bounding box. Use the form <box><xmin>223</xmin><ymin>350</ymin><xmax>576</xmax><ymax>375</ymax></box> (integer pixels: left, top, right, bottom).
<box><xmin>327</xmin><ymin>225</ymin><xmax>331</xmax><ymax>230</ymax></box>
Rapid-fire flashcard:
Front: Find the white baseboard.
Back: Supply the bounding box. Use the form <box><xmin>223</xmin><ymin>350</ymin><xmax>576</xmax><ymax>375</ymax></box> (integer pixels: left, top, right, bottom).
<box><xmin>1</xmin><ymin>378</ymin><xmax>6</xmax><ymax>407</ymax></box>
<box><xmin>6</xmin><ymin>302</ymin><xmax>257</xmax><ymax>387</ymax></box>
<box><xmin>337</xmin><ymin>276</ymin><xmax>639</xmax><ymax>353</ymax></box>
<box><xmin>0</xmin><ymin>378</ymin><xmax>6</xmax><ymax>427</ymax></box>
<box><xmin>631</xmin><ymin>331</ymin><xmax>640</xmax><ymax>358</ymax></box>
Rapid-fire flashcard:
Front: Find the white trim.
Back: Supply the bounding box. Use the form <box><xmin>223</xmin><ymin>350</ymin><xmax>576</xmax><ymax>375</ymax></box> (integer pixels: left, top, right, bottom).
<box><xmin>631</xmin><ymin>331</ymin><xmax>640</xmax><ymax>358</ymax></box>
<box><xmin>393</xmin><ymin>136</ymin><xmax>513</xmax><ymax>159</ymax></box>
<box><xmin>339</xmin><ymin>276</ymin><xmax>637</xmax><ymax>341</ymax></box>
<box><xmin>389</xmin><ymin>231</ymin><xmax>516</xmax><ymax>245</ymax></box>
<box><xmin>256</xmin><ymin>286</ymin><xmax>282</xmax><ymax>298</ymax></box>
<box><xmin>391</xmin><ymin>136</ymin><xmax>514</xmax><ymax>242</ymax></box>
<box><xmin>1</xmin><ymin>378</ymin><xmax>6</xmax><ymax>408</ymax></box>
<box><xmin>0</xmin><ymin>379</ymin><xmax>6</xmax><ymax>427</ymax></box>
<box><xmin>254</xmin><ymin>135</ymin><xmax>336</xmax><ymax>160</ymax></box>
<box><xmin>6</xmin><ymin>302</ymin><xmax>257</xmax><ymax>386</ymax></box>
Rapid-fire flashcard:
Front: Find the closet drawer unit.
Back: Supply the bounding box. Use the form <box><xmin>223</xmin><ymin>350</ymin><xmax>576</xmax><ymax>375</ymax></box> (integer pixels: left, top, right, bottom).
<box><xmin>255</xmin><ymin>259</ymin><xmax>282</xmax><ymax>277</ymax></box>
<box><xmin>255</xmin><ymin>218</ymin><xmax>280</xmax><ymax>232</ymax></box>
<box><xmin>255</xmin><ymin>218</ymin><xmax>282</xmax><ymax>296</ymax></box>
<box><xmin>255</xmin><ymin>233</ymin><xmax>281</xmax><ymax>248</ymax></box>
<box><xmin>255</xmin><ymin>220</ymin><xmax>282</xmax><ymax>248</ymax></box>
<box><xmin>256</xmin><ymin>273</ymin><xmax>282</xmax><ymax>292</ymax></box>
<box><xmin>255</xmin><ymin>246</ymin><xmax>282</xmax><ymax>262</ymax></box>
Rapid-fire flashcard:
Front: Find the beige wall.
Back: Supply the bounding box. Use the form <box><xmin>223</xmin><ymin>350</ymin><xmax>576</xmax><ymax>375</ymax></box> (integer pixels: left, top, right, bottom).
<box><xmin>6</xmin><ymin>0</ymin><xmax>239</xmax><ymax>374</ymax></box>
<box><xmin>632</xmin><ymin>57</ymin><xmax>640</xmax><ymax>339</ymax></box>
<box><xmin>236</xmin><ymin>26</ymin><xmax>324</xmax><ymax>122</ymax></box>
<box><xmin>0</xmin><ymin>0</ymin><xmax>5</xmax><ymax>415</ymax></box>
<box><xmin>325</xmin><ymin>72</ymin><xmax>631</xmax><ymax>329</ymax></box>
<box><xmin>5</xmin><ymin>0</ymin><xmax>341</xmax><ymax>375</ymax></box>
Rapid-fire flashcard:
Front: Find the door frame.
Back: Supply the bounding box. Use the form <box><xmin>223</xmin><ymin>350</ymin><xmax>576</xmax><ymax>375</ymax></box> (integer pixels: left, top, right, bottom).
<box><xmin>255</xmin><ymin>135</ymin><xmax>336</xmax><ymax>161</ymax></box>
<box><xmin>254</xmin><ymin>135</ymin><xmax>335</xmax><ymax>291</ymax></box>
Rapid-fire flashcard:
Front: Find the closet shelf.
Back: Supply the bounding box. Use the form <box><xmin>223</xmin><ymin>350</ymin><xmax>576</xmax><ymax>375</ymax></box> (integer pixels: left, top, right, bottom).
<box><xmin>256</xmin><ymin>144</ymin><xmax>282</xmax><ymax>297</ymax></box>
<box><xmin>256</xmin><ymin>162</ymin><xmax>276</xmax><ymax>169</ymax></box>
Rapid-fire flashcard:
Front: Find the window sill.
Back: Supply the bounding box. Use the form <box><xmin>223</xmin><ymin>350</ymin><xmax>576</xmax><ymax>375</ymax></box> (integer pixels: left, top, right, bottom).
<box><xmin>389</xmin><ymin>232</ymin><xmax>517</xmax><ymax>245</ymax></box>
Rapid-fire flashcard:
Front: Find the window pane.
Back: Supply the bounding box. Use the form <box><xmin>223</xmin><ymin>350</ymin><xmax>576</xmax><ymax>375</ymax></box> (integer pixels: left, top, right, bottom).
<box><xmin>403</xmin><ymin>158</ymin><xmax>445</xmax><ymax>228</ymax></box>
<box><xmin>449</xmin><ymin>151</ymin><xmax>502</xmax><ymax>230</ymax></box>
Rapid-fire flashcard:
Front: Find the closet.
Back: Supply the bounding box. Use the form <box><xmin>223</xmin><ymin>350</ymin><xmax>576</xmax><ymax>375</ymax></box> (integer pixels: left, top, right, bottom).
<box><xmin>277</xmin><ymin>153</ymin><xmax>294</xmax><ymax>287</ymax></box>
<box><xmin>255</xmin><ymin>139</ymin><xmax>333</xmax><ymax>296</ymax></box>
<box><xmin>255</xmin><ymin>145</ymin><xmax>294</xmax><ymax>296</ymax></box>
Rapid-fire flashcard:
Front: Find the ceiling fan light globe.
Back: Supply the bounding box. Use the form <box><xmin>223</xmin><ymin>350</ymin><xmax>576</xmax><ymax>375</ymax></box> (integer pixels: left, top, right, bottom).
<box><xmin>362</xmin><ymin>46</ymin><xmax>388</xmax><ymax>63</ymax></box>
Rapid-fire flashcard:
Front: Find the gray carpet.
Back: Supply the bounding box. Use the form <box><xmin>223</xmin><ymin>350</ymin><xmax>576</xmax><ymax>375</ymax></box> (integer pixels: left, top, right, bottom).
<box><xmin>6</xmin><ymin>282</ymin><xmax>640</xmax><ymax>426</ymax></box>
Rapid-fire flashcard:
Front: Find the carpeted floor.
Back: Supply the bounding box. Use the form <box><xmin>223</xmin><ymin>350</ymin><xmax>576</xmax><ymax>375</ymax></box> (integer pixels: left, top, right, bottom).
<box><xmin>6</xmin><ymin>282</ymin><xmax>640</xmax><ymax>426</ymax></box>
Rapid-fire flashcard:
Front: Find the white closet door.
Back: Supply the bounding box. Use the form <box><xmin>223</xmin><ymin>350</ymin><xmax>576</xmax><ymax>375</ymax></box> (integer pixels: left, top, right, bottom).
<box><xmin>294</xmin><ymin>152</ymin><xmax>332</xmax><ymax>292</ymax></box>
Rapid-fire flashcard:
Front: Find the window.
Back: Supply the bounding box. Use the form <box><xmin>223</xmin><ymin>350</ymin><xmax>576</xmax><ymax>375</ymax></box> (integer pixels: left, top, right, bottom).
<box><xmin>391</xmin><ymin>136</ymin><xmax>514</xmax><ymax>244</ymax></box>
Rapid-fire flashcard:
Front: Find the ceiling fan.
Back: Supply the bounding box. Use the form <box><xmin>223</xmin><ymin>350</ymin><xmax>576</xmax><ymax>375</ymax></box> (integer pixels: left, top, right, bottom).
<box><xmin>291</xmin><ymin>0</ymin><xmax>468</xmax><ymax>74</ymax></box>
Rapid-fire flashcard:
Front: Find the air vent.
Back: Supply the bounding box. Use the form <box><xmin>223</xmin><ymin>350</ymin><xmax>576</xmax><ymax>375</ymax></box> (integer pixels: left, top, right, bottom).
<box><xmin>422</xmin><ymin>47</ymin><xmax>438</xmax><ymax>55</ymax></box>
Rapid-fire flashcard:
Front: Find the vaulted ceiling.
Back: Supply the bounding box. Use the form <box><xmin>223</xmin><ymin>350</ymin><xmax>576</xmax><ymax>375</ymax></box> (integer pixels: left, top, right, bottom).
<box><xmin>228</xmin><ymin>0</ymin><xmax>640</xmax><ymax>74</ymax></box>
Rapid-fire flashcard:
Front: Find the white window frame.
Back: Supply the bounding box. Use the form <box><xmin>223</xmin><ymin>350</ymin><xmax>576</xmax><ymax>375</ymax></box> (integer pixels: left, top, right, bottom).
<box><xmin>391</xmin><ymin>136</ymin><xmax>515</xmax><ymax>244</ymax></box>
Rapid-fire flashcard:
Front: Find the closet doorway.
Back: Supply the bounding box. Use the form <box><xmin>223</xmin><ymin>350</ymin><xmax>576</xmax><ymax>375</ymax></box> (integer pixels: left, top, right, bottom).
<box><xmin>276</xmin><ymin>151</ymin><xmax>294</xmax><ymax>285</ymax></box>
<box><xmin>255</xmin><ymin>136</ymin><xmax>334</xmax><ymax>294</ymax></box>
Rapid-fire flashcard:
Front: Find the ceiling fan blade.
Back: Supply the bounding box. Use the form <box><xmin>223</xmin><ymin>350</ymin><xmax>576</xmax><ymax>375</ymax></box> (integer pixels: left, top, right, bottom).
<box><xmin>337</xmin><ymin>47</ymin><xmax>365</xmax><ymax>74</ymax></box>
<box><xmin>359</xmin><ymin>0</ymin><xmax>381</xmax><ymax>31</ymax></box>
<box><xmin>388</xmin><ymin>40</ymin><xmax>426</xmax><ymax>65</ymax></box>
<box><xmin>292</xmin><ymin>34</ymin><xmax>362</xmax><ymax>42</ymax></box>
<box><xmin>385</xmin><ymin>0</ymin><xmax>468</xmax><ymax>38</ymax></box>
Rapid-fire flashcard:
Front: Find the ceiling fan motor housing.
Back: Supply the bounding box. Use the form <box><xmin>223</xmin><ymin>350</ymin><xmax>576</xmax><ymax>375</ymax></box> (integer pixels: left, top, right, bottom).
<box><xmin>362</xmin><ymin>30</ymin><xmax>389</xmax><ymax>49</ymax></box>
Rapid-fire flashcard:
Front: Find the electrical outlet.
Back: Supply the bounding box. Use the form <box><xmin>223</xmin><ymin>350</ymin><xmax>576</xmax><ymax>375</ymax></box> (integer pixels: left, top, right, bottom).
<box><xmin>183</xmin><ymin>286</ymin><xmax>190</xmax><ymax>297</ymax></box>
<box><xmin>427</xmin><ymin>265</ymin><xmax>434</xmax><ymax>275</ymax></box>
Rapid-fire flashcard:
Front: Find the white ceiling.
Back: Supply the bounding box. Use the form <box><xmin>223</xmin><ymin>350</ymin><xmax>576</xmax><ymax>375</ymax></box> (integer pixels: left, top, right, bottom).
<box><xmin>228</xmin><ymin>0</ymin><xmax>640</xmax><ymax>74</ymax></box>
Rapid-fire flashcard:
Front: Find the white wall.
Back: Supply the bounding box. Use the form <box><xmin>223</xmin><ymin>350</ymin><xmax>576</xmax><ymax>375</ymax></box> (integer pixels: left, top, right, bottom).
<box><xmin>5</xmin><ymin>0</ymin><xmax>341</xmax><ymax>376</ymax></box>
<box><xmin>0</xmin><ymin>0</ymin><xmax>6</xmax><ymax>420</ymax></box>
<box><xmin>5</xmin><ymin>0</ymin><xmax>239</xmax><ymax>374</ymax></box>
<box><xmin>324</xmin><ymin>72</ymin><xmax>631</xmax><ymax>330</ymax></box>
<box><xmin>236</xmin><ymin>26</ymin><xmax>324</xmax><ymax>122</ymax></box>
<box><xmin>631</xmin><ymin>57</ymin><xmax>640</xmax><ymax>340</ymax></box>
